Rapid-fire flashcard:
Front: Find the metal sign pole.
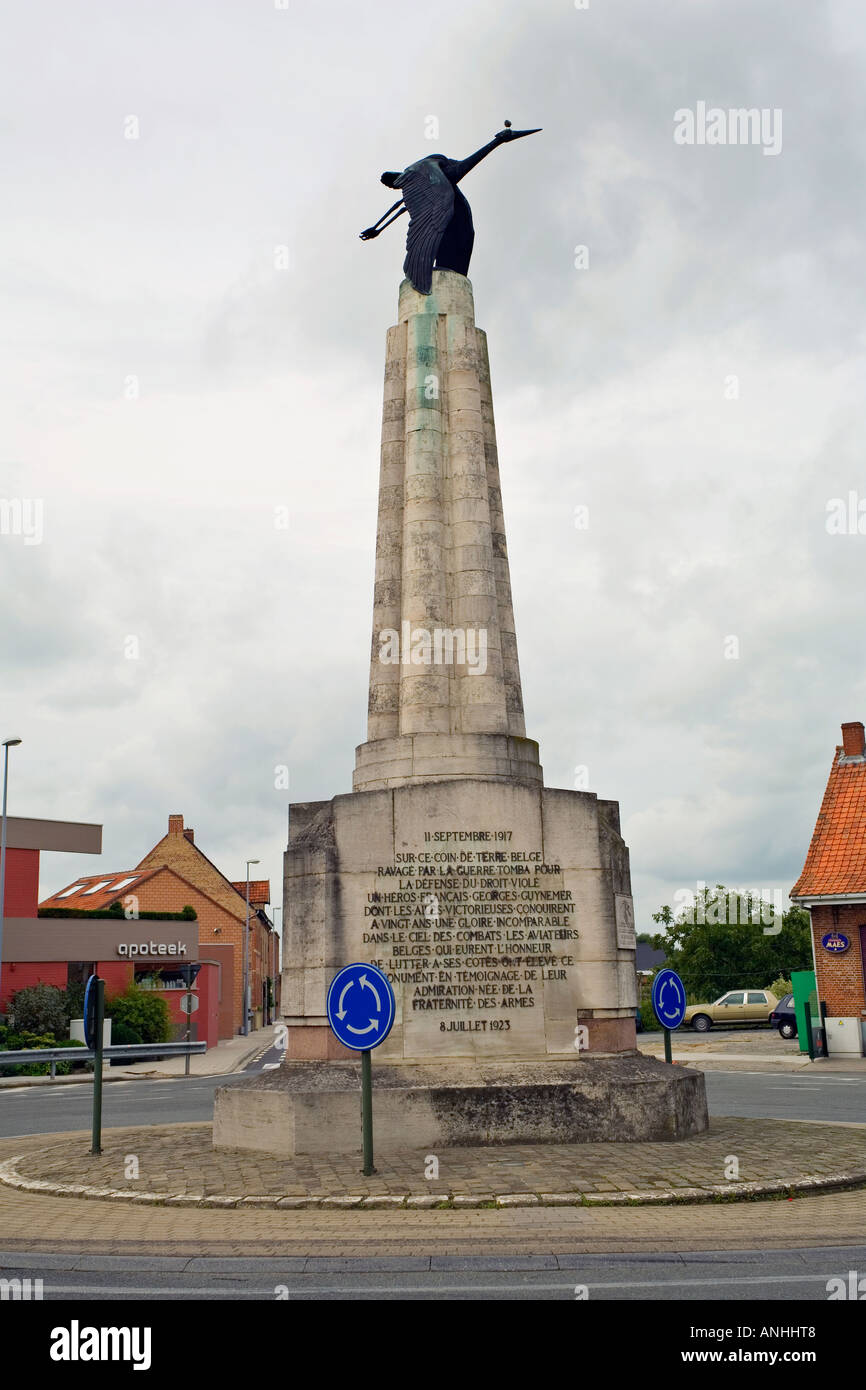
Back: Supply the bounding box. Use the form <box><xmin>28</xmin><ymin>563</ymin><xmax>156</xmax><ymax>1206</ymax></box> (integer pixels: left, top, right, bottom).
<box><xmin>90</xmin><ymin>977</ymin><xmax>105</xmax><ymax>1156</ymax></box>
<box><xmin>663</xmin><ymin>1026</ymin><xmax>672</xmax><ymax>1064</ymax></box>
<box><xmin>184</xmin><ymin>964</ymin><xmax>192</xmax><ymax>1077</ymax></box>
<box><xmin>326</xmin><ymin>963</ymin><xmax>394</xmax><ymax>1177</ymax></box>
<box><xmin>360</xmin><ymin>1047</ymin><xmax>374</xmax><ymax>1176</ymax></box>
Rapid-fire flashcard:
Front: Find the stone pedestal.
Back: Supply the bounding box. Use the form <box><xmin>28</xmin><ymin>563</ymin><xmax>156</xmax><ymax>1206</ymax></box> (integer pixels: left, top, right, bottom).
<box><xmin>278</xmin><ymin>778</ymin><xmax>638</xmax><ymax>1064</ymax></box>
<box><xmin>214</xmin><ymin>776</ymin><xmax>706</xmax><ymax>1152</ymax></box>
<box><xmin>213</xmin><ymin>271</ymin><xmax>707</xmax><ymax>1154</ymax></box>
<box><xmin>214</xmin><ymin>1057</ymin><xmax>708</xmax><ymax>1155</ymax></box>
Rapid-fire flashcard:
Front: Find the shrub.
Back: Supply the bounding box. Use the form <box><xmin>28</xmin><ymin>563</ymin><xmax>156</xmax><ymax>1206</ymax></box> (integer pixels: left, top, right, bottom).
<box><xmin>8</xmin><ymin>984</ymin><xmax>67</xmax><ymax>1036</ymax></box>
<box><xmin>63</xmin><ymin>981</ymin><xmax>87</xmax><ymax>1025</ymax></box>
<box><xmin>109</xmin><ymin>1019</ymin><xmax>143</xmax><ymax>1065</ymax></box>
<box><xmin>638</xmin><ymin>1000</ymin><xmax>662</xmax><ymax>1032</ymax></box>
<box><xmin>110</xmin><ymin>1021</ymin><xmax>143</xmax><ymax>1045</ymax></box>
<box><xmin>769</xmin><ymin>976</ymin><xmax>792</xmax><ymax>1000</ymax></box>
<box><xmin>105</xmin><ymin>985</ymin><xmax>171</xmax><ymax>1044</ymax></box>
<box><xmin>0</xmin><ymin>1029</ymin><xmax>85</xmax><ymax>1076</ymax></box>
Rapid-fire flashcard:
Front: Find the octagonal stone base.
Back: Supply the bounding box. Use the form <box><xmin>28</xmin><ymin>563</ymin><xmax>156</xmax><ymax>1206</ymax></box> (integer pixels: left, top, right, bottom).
<box><xmin>213</xmin><ymin>1055</ymin><xmax>708</xmax><ymax>1156</ymax></box>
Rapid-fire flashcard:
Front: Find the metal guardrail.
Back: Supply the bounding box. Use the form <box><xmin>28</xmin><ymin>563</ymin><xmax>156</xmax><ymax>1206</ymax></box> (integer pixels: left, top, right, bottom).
<box><xmin>0</xmin><ymin>1040</ymin><xmax>208</xmax><ymax>1076</ymax></box>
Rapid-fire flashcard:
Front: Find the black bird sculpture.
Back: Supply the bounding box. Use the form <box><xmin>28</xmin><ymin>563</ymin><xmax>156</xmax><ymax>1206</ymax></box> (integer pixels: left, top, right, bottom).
<box><xmin>360</xmin><ymin>122</ymin><xmax>541</xmax><ymax>294</ymax></box>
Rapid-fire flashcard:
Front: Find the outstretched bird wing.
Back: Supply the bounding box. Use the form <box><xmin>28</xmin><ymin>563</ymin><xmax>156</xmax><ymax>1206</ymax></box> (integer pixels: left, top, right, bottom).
<box><xmin>391</xmin><ymin>158</ymin><xmax>454</xmax><ymax>295</ymax></box>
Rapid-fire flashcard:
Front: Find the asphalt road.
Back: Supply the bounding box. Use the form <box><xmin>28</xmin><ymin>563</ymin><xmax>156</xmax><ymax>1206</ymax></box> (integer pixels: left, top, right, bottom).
<box><xmin>2</xmin><ymin>1059</ymin><xmax>865</xmax><ymax>1305</ymax></box>
<box><xmin>0</xmin><ymin>1046</ymin><xmax>280</xmax><ymax>1138</ymax></box>
<box><xmin>2</xmin><ymin>1246</ymin><xmax>864</xmax><ymax>1300</ymax></box>
<box><xmin>3</xmin><ymin>1066</ymin><xmax>866</xmax><ymax>1138</ymax></box>
<box><xmin>704</xmin><ymin>1070</ymin><xmax>866</xmax><ymax>1124</ymax></box>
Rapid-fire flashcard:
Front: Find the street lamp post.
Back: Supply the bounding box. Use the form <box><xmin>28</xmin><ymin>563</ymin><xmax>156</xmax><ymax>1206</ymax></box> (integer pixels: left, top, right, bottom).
<box><xmin>242</xmin><ymin>858</ymin><xmax>260</xmax><ymax>1037</ymax></box>
<box><xmin>0</xmin><ymin>738</ymin><xmax>22</xmax><ymax>1009</ymax></box>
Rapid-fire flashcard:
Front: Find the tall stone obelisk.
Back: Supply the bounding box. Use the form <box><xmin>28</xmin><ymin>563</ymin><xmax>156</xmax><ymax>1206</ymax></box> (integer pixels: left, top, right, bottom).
<box><xmin>354</xmin><ymin>271</ymin><xmax>541</xmax><ymax>791</ymax></box>
<box><xmin>213</xmin><ymin>271</ymin><xmax>707</xmax><ymax>1155</ymax></box>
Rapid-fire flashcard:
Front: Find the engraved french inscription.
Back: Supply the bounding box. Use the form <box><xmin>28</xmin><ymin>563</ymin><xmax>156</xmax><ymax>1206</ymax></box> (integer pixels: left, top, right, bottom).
<box><xmin>363</xmin><ymin>829</ymin><xmax>578</xmax><ymax>1056</ymax></box>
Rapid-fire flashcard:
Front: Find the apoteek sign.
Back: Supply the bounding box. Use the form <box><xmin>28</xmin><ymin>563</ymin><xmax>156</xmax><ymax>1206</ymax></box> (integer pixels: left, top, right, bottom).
<box><xmin>3</xmin><ymin>918</ymin><xmax>199</xmax><ymax>965</ymax></box>
<box><xmin>117</xmin><ymin>940</ymin><xmax>189</xmax><ymax>958</ymax></box>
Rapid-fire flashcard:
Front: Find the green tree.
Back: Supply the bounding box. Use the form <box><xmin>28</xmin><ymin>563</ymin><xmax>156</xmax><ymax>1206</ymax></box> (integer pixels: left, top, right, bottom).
<box><xmin>650</xmin><ymin>885</ymin><xmax>811</xmax><ymax>1001</ymax></box>
<box><xmin>7</xmin><ymin>983</ymin><xmax>67</xmax><ymax>1036</ymax></box>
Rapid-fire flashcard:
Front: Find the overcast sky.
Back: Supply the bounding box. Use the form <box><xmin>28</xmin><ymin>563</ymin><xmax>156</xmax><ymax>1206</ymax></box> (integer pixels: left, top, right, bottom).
<box><xmin>2</xmin><ymin>0</ymin><xmax>864</xmax><ymax>937</ymax></box>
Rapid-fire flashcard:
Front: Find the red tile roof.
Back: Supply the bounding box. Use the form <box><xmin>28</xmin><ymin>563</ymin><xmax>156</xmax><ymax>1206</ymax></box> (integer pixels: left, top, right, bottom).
<box><xmin>230</xmin><ymin>880</ymin><xmax>270</xmax><ymax>906</ymax></box>
<box><xmin>39</xmin><ymin>869</ymin><xmax>160</xmax><ymax>911</ymax></box>
<box><xmin>791</xmin><ymin>745</ymin><xmax>866</xmax><ymax>898</ymax></box>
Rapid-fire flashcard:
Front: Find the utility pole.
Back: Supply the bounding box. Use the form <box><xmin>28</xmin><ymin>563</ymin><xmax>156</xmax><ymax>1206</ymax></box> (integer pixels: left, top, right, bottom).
<box><xmin>242</xmin><ymin>858</ymin><xmax>259</xmax><ymax>1036</ymax></box>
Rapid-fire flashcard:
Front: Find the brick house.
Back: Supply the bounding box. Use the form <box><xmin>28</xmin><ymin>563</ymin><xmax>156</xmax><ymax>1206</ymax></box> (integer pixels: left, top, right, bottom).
<box><xmin>790</xmin><ymin>720</ymin><xmax>866</xmax><ymax>1057</ymax></box>
<box><xmin>40</xmin><ymin>814</ymin><xmax>279</xmax><ymax>1039</ymax></box>
<box><xmin>135</xmin><ymin>815</ymin><xmax>278</xmax><ymax>1036</ymax></box>
<box><xmin>38</xmin><ymin>865</ymin><xmax>235</xmax><ymax>1044</ymax></box>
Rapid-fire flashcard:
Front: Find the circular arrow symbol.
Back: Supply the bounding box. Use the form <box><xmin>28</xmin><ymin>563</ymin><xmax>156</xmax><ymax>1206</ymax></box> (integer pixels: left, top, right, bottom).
<box><xmin>651</xmin><ymin>968</ymin><xmax>687</xmax><ymax>1031</ymax></box>
<box><xmin>327</xmin><ymin>963</ymin><xmax>396</xmax><ymax>1052</ymax></box>
<box><xmin>359</xmin><ymin>974</ymin><xmax>381</xmax><ymax>1010</ymax></box>
<box><xmin>336</xmin><ymin>979</ymin><xmax>354</xmax><ymax>1020</ymax></box>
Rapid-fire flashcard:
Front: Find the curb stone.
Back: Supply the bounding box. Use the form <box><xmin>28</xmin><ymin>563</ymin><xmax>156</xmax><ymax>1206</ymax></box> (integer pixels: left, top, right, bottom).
<box><xmin>2</xmin><ymin>1152</ymin><xmax>866</xmax><ymax>1210</ymax></box>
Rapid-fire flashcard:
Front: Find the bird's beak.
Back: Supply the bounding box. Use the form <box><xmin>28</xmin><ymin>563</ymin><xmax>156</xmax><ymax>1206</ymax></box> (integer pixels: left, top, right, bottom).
<box><xmin>498</xmin><ymin>127</ymin><xmax>542</xmax><ymax>140</ymax></box>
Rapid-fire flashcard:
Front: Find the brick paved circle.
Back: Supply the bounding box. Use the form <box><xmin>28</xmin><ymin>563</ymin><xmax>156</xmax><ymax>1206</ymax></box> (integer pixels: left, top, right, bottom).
<box><xmin>3</xmin><ymin>1131</ymin><xmax>866</xmax><ymax>1258</ymax></box>
<box><xmin>2</xmin><ymin>1118</ymin><xmax>865</xmax><ymax>1208</ymax></box>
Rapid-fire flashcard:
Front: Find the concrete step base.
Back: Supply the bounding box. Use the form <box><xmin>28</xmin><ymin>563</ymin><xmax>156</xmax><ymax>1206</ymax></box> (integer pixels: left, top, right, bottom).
<box><xmin>212</xmin><ymin>1055</ymin><xmax>708</xmax><ymax>1156</ymax></box>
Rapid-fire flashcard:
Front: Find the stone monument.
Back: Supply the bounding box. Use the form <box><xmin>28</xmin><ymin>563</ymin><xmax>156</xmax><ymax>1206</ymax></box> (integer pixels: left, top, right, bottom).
<box><xmin>213</xmin><ymin>134</ymin><xmax>707</xmax><ymax>1155</ymax></box>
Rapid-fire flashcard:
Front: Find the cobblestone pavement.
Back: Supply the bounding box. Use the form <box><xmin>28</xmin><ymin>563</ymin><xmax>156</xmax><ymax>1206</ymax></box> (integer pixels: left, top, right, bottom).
<box><xmin>2</xmin><ymin>1131</ymin><xmax>866</xmax><ymax>1258</ymax></box>
<box><xmin>3</xmin><ymin>1118</ymin><xmax>866</xmax><ymax>1210</ymax></box>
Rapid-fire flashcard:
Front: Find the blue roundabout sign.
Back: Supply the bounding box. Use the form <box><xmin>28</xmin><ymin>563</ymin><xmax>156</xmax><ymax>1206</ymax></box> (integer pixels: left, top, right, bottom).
<box><xmin>651</xmin><ymin>968</ymin><xmax>687</xmax><ymax>1030</ymax></box>
<box><xmin>326</xmin><ymin>963</ymin><xmax>395</xmax><ymax>1051</ymax></box>
<box><xmin>83</xmin><ymin>973</ymin><xmax>98</xmax><ymax>1049</ymax></box>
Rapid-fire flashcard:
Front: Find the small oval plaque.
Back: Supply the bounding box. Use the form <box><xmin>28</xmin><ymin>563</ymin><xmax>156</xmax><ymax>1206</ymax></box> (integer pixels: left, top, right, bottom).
<box><xmin>821</xmin><ymin>931</ymin><xmax>851</xmax><ymax>954</ymax></box>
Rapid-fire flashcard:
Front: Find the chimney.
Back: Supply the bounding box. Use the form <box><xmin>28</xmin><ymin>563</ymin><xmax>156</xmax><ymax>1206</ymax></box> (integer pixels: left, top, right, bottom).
<box><xmin>168</xmin><ymin>814</ymin><xmax>184</xmax><ymax>835</ymax></box>
<box><xmin>183</xmin><ymin>828</ymin><xmax>195</xmax><ymax>844</ymax></box>
<box><xmin>842</xmin><ymin>721</ymin><xmax>865</xmax><ymax>757</ymax></box>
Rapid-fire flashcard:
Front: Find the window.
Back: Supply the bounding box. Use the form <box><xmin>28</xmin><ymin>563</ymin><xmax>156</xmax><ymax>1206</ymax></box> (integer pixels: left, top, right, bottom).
<box><xmin>747</xmin><ymin>992</ymin><xmax>767</xmax><ymax>1004</ymax></box>
<box><xmin>56</xmin><ymin>884</ymin><xmax>87</xmax><ymax>898</ymax></box>
<box><xmin>723</xmin><ymin>992</ymin><xmax>745</xmax><ymax>1005</ymax></box>
<box><xmin>134</xmin><ymin>964</ymin><xmax>200</xmax><ymax>991</ymax></box>
<box><xmin>107</xmin><ymin>876</ymin><xmax>139</xmax><ymax>893</ymax></box>
<box><xmin>81</xmin><ymin>880</ymin><xmax>114</xmax><ymax>895</ymax></box>
<box><xmin>67</xmin><ymin>962</ymin><xmax>95</xmax><ymax>987</ymax></box>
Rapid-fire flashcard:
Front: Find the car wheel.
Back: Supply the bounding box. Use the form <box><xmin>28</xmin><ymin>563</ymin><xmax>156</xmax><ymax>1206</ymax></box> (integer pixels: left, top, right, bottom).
<box><xmin>779</xmin><ymin>1021</ymin><xmax>796</xmax><ymax>1040</ymax></box>
<box><xmin>691</xmin><ymin>1014</ymin><xmax>712</xmax><ymax>1033</ymax></box>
